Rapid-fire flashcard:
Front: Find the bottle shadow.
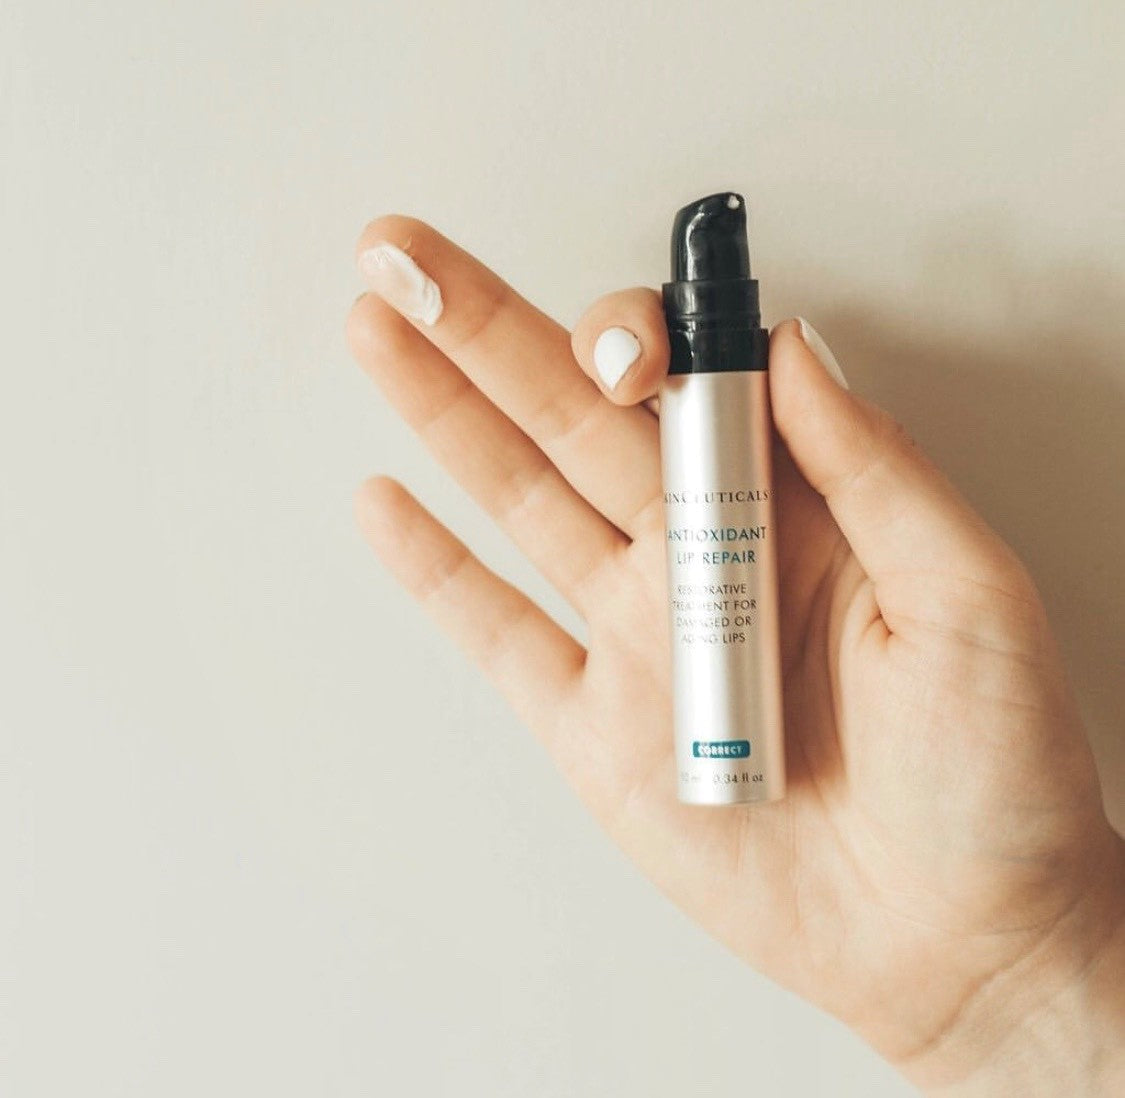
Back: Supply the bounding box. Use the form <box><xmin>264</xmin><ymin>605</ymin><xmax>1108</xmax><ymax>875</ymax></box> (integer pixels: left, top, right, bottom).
<box><xmin>795</xmin><ymin>241</ymin><xmax>1125</xmax><ymax>829</ymax></box>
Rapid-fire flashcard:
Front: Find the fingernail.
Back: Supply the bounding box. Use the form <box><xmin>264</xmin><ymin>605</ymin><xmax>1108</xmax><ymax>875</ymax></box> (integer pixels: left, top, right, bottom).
<box><xmin>358</xmin><ymin>243</ymin><xmax>443</xmax><ymax>326</ymax></box>
<box><xmin>593</xmin><ymin>327</ymin><xmax>641</xmax><ymax>390</ymax></box>
<box><xmin>797</xmin><ymin>317</ymin><xmax>848</xmax><ymax>389</ymax></box>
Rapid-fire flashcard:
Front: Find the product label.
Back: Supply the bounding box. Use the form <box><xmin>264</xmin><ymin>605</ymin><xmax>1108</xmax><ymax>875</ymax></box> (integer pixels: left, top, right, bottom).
<box><xmin>659</xmin><ymin>369</ymin><xmax>785</xmax><ymax>803</ymax></box>
<box><xmin>692</xmin><ymin>740</ymin><xmax>751</xmax><ymax>758</ymax></box>
<box><xmin>665</xmin><ymin>495</ymin><xmax>769</xmax><ymax>647</ymax></box>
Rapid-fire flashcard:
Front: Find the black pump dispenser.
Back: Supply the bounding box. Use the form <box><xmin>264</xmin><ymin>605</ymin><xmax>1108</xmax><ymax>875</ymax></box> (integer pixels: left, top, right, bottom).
<box><xmin>662</xmin><ymin>192</ymin><xmax>768</xmax><ymax>375</ymax></box>
<box><xmin>671</xmin><ymin>191</ymin><xmax>751</xmax><ymax>281</ymax></box>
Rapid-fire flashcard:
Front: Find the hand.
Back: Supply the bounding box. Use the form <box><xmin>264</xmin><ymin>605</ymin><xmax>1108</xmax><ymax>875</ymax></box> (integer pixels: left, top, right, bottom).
<box><xmin>347</xmin><ymin>218</ymin><xmax>1125</xmax><ymax>1094</ymax></box>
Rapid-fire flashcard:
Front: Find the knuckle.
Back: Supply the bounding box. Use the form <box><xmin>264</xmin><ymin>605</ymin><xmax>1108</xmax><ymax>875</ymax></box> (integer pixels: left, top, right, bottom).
<box><xmin>497</xmin><ymin>455</ymin><xmax>553</xmax><ymax>524</ymax></box>
<box><xmin>871</xmin><ymin>406</ymin><xmax>916</xmax><ymax>455</ymax></box>
<box><xmin>416</xmin><ymin>543</ymin><xmax>471</xmax><ymax>606</ymax></box>
<box><xmin>444</xmin><ymin>278</ymin><xmax>509</xmax><ymax>355</ymax></box>
<box><xmin>990</xmin><ymin>549</ymin><xmax>1044</xmax><ymax>609</ymax></box>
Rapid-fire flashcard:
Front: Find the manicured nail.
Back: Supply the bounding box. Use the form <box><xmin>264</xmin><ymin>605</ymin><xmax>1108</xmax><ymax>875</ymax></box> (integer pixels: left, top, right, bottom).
<box><xmin>797</xmin><ymin>317</ymin><xmax>848</xmax><ymax>389</ymax></box>
<box><xmin>593</xmin><ymin>327</ymin><xmax>641</xmax><ymax>390</ymax></box>
<box><xmin>358</xmin><ymin>243</ymin><xmax>443</xmax><ymax>326</ymax></box>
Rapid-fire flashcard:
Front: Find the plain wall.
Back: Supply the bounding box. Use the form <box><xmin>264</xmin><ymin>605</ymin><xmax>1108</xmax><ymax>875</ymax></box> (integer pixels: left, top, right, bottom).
<box><xmin>2</xmin><ymin>2</ymin><xmax>1123</xmax><ymax>1095</ymax></box>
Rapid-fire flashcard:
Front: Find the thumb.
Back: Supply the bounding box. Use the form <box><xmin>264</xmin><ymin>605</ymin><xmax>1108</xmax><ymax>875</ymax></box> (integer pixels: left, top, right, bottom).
<box><xmin>768</xmin><ymin>318</ymin><xmax>1027</xmax><ymax>595</ymax></box>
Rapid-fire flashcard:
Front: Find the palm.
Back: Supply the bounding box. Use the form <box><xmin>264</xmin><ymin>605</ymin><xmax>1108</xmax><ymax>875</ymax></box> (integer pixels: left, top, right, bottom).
<box><xmin>575</xmin><ymin>436</ymin><xmax>1104</xmax><ymax>1063</ymax></box>
<box><xmin>349</xmin><ymin>217</ymin><xmax>1120</xmax><ymax>1077</ymax></box>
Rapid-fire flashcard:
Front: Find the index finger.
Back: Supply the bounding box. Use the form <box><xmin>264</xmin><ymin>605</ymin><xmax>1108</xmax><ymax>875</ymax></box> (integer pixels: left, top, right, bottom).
<box><xmin>356</xmin><ymin>216</ymin><xmax>663</xmax><ymax>538</ymax></box>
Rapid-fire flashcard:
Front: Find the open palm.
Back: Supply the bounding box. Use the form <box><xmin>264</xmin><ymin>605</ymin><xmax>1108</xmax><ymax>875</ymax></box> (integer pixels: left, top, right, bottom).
<box><xmin>347</xmin><ymin>217</ymin><xmax>1125</xmax><ymax>1092</ymax></box>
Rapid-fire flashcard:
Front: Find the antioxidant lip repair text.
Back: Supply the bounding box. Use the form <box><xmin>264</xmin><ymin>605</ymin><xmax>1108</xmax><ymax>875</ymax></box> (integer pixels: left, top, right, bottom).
<box><xmin>659</xmin><ymin>193</ymin><xmax>786</xmax><ymax>805</ymax></box>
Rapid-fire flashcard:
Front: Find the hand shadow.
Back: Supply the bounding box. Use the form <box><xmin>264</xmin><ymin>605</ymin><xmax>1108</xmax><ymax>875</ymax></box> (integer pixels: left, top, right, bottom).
<box><xmin>780</xmin><ymin>228</ymin><xmax>1125</xmax><ymax>829</ymax></box>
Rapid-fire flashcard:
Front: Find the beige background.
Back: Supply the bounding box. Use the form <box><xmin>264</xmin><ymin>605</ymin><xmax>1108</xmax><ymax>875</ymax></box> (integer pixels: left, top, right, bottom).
<box><xmin>3</xmin><ymin>2</ymin><xmax>1123</xmax><ymax>1095</ymax></box>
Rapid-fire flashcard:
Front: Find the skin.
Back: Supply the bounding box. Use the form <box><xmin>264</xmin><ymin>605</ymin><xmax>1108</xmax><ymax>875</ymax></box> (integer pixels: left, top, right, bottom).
<box><xmin>346</xmin><ymin>216</ymin><xmax>1125</xmax><ymax>1095</ymax></box>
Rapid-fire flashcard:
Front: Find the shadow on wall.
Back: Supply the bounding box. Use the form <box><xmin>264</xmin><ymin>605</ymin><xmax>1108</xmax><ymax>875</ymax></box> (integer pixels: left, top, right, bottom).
<box><xmin>804</xmin><ymin>228</ymin><xmax>1125</xmax><ymax>829</ymax></box>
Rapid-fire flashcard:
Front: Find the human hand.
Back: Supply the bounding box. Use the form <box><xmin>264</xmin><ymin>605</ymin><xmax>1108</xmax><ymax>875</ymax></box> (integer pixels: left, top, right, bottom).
<box><xmin>347</xmin><ymin>217</ymin><xmax>1125</xmax><ymax>1095</ymax></box>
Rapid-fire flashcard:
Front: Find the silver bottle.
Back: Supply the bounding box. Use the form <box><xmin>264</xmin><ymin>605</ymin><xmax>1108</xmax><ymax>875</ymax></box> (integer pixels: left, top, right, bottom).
<box><xmin>659</xmin><ymin>193</ymin><xmax>786</xmax><ymax>805</ymax></box>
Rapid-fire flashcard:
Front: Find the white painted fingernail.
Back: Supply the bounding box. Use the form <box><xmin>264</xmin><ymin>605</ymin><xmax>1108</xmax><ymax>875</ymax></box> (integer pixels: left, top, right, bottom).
<box><xmin>358</xmin><ymin>243</ymin><xmax>443</xmax><ymax>326</ymax></box>
<box><xmin>797</xmin><ymin>317</ymin><xmax>848</xmax><ymax>389</ymax></box>
<box><xmin>593</xmin><ymin>327</ymin><xmax>641</xmax><ymax>390</ymax></box>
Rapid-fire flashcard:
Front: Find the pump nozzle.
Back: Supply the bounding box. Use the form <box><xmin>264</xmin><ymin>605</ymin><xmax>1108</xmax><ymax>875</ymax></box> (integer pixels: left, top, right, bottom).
<box><xmin>671</xmin><ymin>192</ymin><xmax>751</xmax><ymax>282</ymax></box>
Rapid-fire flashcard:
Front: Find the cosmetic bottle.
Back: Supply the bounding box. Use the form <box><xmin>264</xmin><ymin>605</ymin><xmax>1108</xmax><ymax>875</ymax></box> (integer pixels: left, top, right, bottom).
<box><xmin>660</xmin><ymin>193</ymin><xmax>786</xmax><ymax>805</ymax></box>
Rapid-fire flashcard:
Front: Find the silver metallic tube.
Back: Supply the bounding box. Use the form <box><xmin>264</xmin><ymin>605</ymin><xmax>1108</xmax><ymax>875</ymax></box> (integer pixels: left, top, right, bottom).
<box><xmin>659</xmin><ymin>193</ymin><xmax>786</xmax><ymax>805</ymax></box>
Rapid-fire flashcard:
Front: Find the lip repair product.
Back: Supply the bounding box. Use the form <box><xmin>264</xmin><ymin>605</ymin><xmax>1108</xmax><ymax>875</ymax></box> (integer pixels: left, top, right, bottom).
<box><xmin>659</xmin><ymin>193</ymin><xmax>786</xmax><ymax>805</ymax></box>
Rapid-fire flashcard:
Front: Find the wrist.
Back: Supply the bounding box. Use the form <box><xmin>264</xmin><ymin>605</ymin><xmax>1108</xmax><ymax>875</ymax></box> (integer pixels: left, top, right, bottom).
<box><xmin>905</xmin><ymin>832</ymin><xmax>1125</xmax><ymax>1097</ymax></box>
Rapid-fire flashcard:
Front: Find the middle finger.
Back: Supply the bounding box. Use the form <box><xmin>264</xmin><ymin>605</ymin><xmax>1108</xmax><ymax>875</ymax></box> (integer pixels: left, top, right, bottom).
<box><xmin>348</xmin><ymin>292</ymin><xmax>625</xmax><ymax>615</ymax></box>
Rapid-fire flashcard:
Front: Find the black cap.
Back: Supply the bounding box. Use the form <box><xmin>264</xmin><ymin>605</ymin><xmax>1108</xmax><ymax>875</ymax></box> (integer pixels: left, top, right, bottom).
<box><xmin>662</xmin><ymin>192</ymin><xmax>768</xmax><ymax>375</ymax></box>
<box><xmin>671</xmin><ymin>192</ymin><xmax>751</xmax><ymax>281</ymax></box>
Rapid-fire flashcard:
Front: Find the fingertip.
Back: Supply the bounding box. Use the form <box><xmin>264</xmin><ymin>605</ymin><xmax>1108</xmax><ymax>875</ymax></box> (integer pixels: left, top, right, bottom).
<box><xmin>593</xmin><ymin>326</ymin><xmax>642</xmax><ymax>390</ymax></box>
<box><xmin>767</xmin><ymin>315</ymin><xmax>903</xmax><ymax>530</ymax></box>
<box><xmin>770</xmin><ymin>316</ymin><xmax>851</xmax><ymax>395</ymax></box>
<box><xmin>347</xmin><ymin>289</ymin><xmax>418</xmax><ymax>371</ymax></box>
<box><xmin>769</xmin><ymin>316</ymin><xmax>832</xmax><ymax>388</ymax></box>
<box><xmin>354</xmin><ymin>213</ymin><xmax>430</xmax><ymax>266</ymax></box>
<box><xmin>571</xmin><ymin>287</ymin><xmax>669</xmax><ymax>405</ymax></box>
<box><xmin>768</xmin><ymin>316</ymin><xmax>865</xmax><ymax>444</ymax></box>
<box><xmin>345</xmin><ymin>291</ymin><xmax>378</xmax><ymax>357</ymax></box>
<box><xmin>354</xmin><ymin>474</ymin><xmax>409</xmax><ymax>551</ymax></box>
<box><xmin>771</xmin><ymin>316</ymin><xmax>803</xmax><ymax>337</ymax></box>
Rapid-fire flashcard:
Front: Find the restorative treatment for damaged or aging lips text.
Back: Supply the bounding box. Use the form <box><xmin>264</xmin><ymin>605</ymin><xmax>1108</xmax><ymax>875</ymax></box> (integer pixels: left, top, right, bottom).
<box><xmin>659</xmin><ymin>193</ymin><xmax>786</xmax><ymax>805</ymax></box>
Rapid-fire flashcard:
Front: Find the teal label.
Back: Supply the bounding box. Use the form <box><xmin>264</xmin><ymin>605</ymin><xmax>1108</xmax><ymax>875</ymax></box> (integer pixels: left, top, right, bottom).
<box><xmin>692</xmin><ymin>740</ymin><xmax>751</xmax><ymax>759</ymax></box>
